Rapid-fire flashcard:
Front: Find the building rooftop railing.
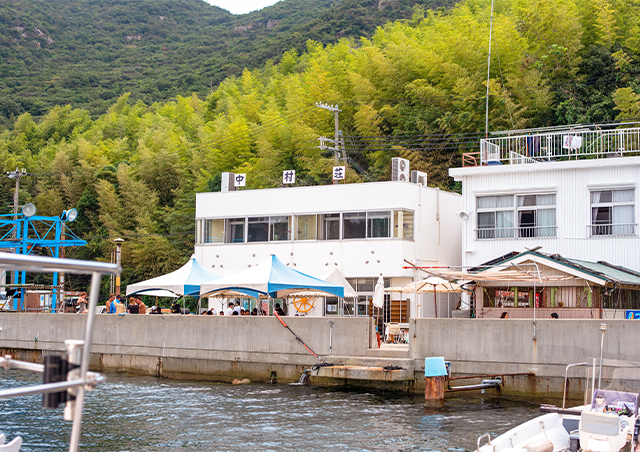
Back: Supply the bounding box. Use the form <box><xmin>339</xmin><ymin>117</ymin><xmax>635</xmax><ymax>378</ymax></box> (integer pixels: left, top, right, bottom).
<box><xmin>462</xmin><ymin>123</ymin><xmax>640</xmax><ymax>167</ymax></box>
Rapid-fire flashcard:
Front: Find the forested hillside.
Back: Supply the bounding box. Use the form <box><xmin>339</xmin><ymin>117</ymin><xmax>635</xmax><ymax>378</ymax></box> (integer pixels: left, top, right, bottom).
<box><xmin>0</xmin><ymin>0</ymin><xmax>448</xmax><ymax>125</ymax></box>
<box><xmin>1</xmin><ymin>0</ymin><xmax>639</xmax><ymax>293</ymax></box>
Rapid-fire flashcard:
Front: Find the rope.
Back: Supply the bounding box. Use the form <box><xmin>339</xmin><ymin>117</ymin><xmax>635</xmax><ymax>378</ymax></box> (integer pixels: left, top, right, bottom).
<box><xmin>273</xmin><ymin>311</ymin><xmax>322</xmax><ymax>360</ymax></box>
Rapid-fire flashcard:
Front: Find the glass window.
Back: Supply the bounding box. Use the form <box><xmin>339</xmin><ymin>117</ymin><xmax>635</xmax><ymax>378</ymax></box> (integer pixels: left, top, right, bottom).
<box><xmin>225</xmin><ymin>218</ymin><xmax>245</xmax><ymax>243</ymax></box>
<box><xmin>205</xmin><ymin>219</ymin><xmax>224</xmax><ymax>243</ymax></box>
<box><xmin>195</xmin><ymin>219</ymin><xmax>203</xmax><ymax>244</ymax></box>
<box><xmin>591</xmin><ymin>189</ymin><xmax>635</xmax><ymax>236</ymax></box>
<box><xmin>367</xmin><ymin>211</ymin><xmax>391</xmax><ymax>238</ymax></box>
<box><xmin>319</xmin><ymin>213</ymin><xmax>340</xmax><ymax>240</ymax></box>
<box><xmin>325</xmin><ymin>297</ymin><xmax>339</xmax><ymax>315</ymax></box>
<box><xmin>270</xmin><ymin>216</ymin><xmax>291</xmax><ymax>241</ymax></box>
<box><xmin>295</xmin><ymin>215</ymin><xmax>316</xmax><ymax>240</ymax></box>
<box><xmin>343</xmin><ymin>212</ymin><xmax>366</xmax><ymax>239</ymax></box>
<box><xmin>247</xmin><ymin>217</ymin><xmax>269</xmax><ymax>242</ymax></box>
<box><xmin>393</xmin><ymin>210</ymin><xmax>414</xmax><ymax>239</ymax></box>
<box><xmin>477</xmin><ymin>196</ymin><xmax>515</xmax><ymax>239</ymax></box>
<box><xmin>517</xmin><ymin>194</ymin><xmax>556</xmax><ymax>238</ymax></box>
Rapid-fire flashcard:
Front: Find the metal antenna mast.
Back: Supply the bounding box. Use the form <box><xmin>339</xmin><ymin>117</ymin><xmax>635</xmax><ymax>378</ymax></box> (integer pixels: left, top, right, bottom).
<box><xmin>485</xmin><ymin>0</ymin><xmax>495</xmax><ymax>138</ymax></box>
<box><xmin>315</xmin><ymin>102</ymin><xmax>341</xmax><ymax>163</ymax></box>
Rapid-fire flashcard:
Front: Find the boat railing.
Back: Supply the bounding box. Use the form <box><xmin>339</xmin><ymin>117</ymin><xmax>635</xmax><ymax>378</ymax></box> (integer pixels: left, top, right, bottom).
<box><xmin>476</xmin><ymin>432</ymin><xmax>491</xmax><ymax>451</ymax></box>
<box><xmin>0</xmin><ymin>252</ymin><xmax>120</xmax><ymax>452</ymax></box>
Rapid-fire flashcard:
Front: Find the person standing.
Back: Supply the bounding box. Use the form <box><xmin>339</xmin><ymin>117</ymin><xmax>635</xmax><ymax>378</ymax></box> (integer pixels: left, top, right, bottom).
<box><xmin>114</xmin><ymin>295</ymin><xmax>126</xmax><ymax>314</ymax></box>
<box><xmin>225</xmin><ymin>302</ymin><xmax>234</xmax><ymax>316</ymax></box>
<box><xmin>77</xmin><ymin>292</ymin><xmax>88</xmax><ymax>313</ymax></box>
<box><xmin>105</xmin><ymin>294</ymin><xmax>115</xmax><ymax>314</ymax></box>
<box><xmin>136</xmin><ymin>297</ymin><xmax>146</xmax><ymax>314</ymax></box>
<box><xmin>127</xmin><ymin>297</ymin><xmax>139</xmax><ymax>314</ymax></box>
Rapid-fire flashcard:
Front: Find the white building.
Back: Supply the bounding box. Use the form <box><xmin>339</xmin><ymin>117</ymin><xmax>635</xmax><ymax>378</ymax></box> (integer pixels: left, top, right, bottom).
<box><xmin>449</xmin><ymin>125</ymin><xmax>640</xmax><ymax>273</ymax></box>
<box><xmin>194</xmin><ymin>180</ymin><xmax>462</xmax><ymax>318</ymax></box>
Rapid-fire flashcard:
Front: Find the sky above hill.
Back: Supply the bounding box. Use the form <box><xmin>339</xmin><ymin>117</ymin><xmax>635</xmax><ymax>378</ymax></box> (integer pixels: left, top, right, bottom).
<box><xmin>204</xmin><ymin>0</ymin><xmax>283</xmax><ymax>14</ymax></box>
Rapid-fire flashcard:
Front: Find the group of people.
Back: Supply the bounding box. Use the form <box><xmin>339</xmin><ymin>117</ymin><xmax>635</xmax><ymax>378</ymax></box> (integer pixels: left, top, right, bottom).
<box><xmin>196</xmin><ymin>301</ymin><xmax>285</xmax><ymax>316</ymax></box>
<box><xmin>105</xmin><ymin>294</ymin><xmax>159</xmax><ymax>314</ymax></box>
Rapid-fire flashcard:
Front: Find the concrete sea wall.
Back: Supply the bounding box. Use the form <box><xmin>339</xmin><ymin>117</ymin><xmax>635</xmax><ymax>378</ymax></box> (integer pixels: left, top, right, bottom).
<box><xmin>1</xmin><ymin>314</ymin><xmax>636</xmax><ymax>398</ymax></box>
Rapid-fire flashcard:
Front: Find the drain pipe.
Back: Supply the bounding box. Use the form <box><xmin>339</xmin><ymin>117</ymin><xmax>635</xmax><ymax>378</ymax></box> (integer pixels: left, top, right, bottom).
<box><xmin>328</xmin><ymin>320</ymin><xmax>333</xmax><ymax>355</ymax></box>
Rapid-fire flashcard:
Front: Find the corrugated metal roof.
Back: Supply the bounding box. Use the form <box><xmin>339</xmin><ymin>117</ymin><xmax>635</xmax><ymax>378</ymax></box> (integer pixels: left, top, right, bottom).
<box><xmin>559</xmin><ymin>257</ymin><xmax>640</xmax><ymax>286</ymax></box>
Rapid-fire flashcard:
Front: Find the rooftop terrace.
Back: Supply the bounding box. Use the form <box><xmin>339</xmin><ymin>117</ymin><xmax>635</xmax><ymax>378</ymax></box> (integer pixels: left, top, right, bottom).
<box><xmin>463</xmin><ymin>122</ymin><xmax>640</xmax><ymax>167</ymax></box>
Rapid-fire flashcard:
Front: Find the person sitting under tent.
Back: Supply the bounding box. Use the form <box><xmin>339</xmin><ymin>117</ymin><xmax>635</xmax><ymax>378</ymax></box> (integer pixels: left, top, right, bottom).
<box><xmin>171</xmin><ymin>301</ymin><xmax>181</xmax><ymax>314</ymax></box>
<box><xmin>225</xmin><ymin>302</ymin><xmax>234</xmax><ymax>316</ymax></box>
<box><xmin>275</xmin><ymin>303</ymin><xmax>285</xmax><ymax>316</ymax></box>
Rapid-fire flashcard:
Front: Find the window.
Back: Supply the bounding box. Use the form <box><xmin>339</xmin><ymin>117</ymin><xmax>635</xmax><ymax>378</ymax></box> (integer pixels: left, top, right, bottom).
<box><xmin>325</xmin><ymin>297</ymin><xmax>339</xmax><ymax>315</ymax></box>
<box><xmin>270</xmin><ymin>216</ymin><xmax>291</xmax><ymax>241</ymax></box>
<box><xmin>393</xmin><ymin>210</ymin><xmax>414</xmax><ymax>239</ymax></box>
<box><xmin>295</xmin><ymin>215</ymin><xmax>316</xmax><ymax>240</ymax></box>
<box><xmin>225</xmin><ymin>218</ymin><xmax>245</xmax><ymax>243</ymax></box>
<box><xmin>343</xmin><ymin>212</ymin><xmax>366</xmax><ymax>239</ymax></box>
<box><xmin>517</xmin><ymin>194</ymin><xmax>556</xmax><ymax>237</ymax></box>
<box><xmin>204</xmin><ymin>219</ymin><xmax>224</xmax><ymax>243</ymax></box>
<box><xmin>367</xmin><ymin>211</ymin><xmax>391</xmax><ymax>238</ymax></box>
<box><xmin>477</xmin><ymin>196</ymin><xmax>514</xmax><ymax>239</ymax></box>
<box><xmin>247</xmin><ymin>217</ymin><xmax>269</xmax><ymax>242</ymax></box>
<box><xmin>591</xmin><ymin>189</ymin><xmax>635</xmax><ymax>236</ymax></box>
<box><xmin>196</xmin><ymin>219</ymin><xmax>203</xmax><ymax>244</ymax></box>
<box><xmin>319</xmin><ymin>213</ymin><xmax>340</xmax><ymax>240</ymax></box>
<box><xmin>476</xmin><ymin>194</ymin><xmax>556</xmax><ymax>239</ymax></box>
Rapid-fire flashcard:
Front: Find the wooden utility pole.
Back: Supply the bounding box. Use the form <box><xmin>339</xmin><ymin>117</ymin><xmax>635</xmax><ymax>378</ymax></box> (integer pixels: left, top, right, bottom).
<box><xmin>5</xmin><ymin>168</ymin><xmax>30</xmax><ymax>285</ymax></box>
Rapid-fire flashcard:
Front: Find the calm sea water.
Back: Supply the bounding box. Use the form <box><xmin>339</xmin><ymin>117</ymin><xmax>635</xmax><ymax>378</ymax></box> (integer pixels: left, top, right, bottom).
<box><xmin>0</xmin><ymin>370</ymin><xmax>542</xmax><ymax>451</ymax></box>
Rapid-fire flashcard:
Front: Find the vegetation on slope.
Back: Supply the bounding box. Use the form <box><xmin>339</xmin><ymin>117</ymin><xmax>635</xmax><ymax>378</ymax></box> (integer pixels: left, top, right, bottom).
<box><xmin>1</xmin><ymin>0</ymin><xmax>639</xmax><ymax>298</ymax></box>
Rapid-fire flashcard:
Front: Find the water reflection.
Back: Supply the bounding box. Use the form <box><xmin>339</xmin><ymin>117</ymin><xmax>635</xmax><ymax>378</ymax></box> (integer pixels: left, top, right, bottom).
<box><xmin>0</xmin><ymin>371</ymin><xmax>541</xmax><ymax>451</ymax></box>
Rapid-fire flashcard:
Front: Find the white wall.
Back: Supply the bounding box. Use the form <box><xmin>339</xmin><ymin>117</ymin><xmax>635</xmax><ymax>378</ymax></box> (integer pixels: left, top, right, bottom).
<box><xmin>450</xmin><ymin>157</ymin><xmax>640</xmax><ymax>271</ymax></box>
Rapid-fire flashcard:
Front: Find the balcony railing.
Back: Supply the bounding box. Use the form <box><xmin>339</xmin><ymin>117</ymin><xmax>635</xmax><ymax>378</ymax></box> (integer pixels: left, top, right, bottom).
<box><xmin>462</xmin><ymin>124</ymin><xmax>640</xmax><ymax>166</ymax></box>
<box><xmin>475</xmin><ymin>225</ymin><xmax>558</xmax><ymax>240</ymax></box>
<box><xmin>588</xmin><ymin>223</ymin><xmax>637</xmax><ymax>237</ymax></box>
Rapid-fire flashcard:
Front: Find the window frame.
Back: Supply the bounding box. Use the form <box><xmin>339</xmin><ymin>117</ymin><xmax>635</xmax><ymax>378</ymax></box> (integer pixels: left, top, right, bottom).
<box><xmin>590</xmin><ymin>189</ymin><xmax>635</xmax><ymax>236</ymax></box>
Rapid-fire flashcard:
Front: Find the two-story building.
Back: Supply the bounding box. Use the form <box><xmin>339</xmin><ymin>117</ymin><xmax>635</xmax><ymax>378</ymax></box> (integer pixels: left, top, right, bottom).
<box><xmin>449</xmin><ymin>124</ymin><xmax>640</xmax><ymax>316</ymax></box>
<box><xmin>194</xmin><ymin>180</ymin><xmax>462</xmax><ymax>318</ymax></box>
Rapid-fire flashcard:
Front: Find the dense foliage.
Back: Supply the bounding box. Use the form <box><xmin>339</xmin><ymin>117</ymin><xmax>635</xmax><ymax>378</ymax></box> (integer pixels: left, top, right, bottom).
<box><xmin>0</xmin><ymin>0</ymin><xmax>445</xmax><ymax>125</ymax></box>
<box><xmin>1</xmin><ymin>0</ymin><xmax>639</xmax><ymax>299</ymax></box>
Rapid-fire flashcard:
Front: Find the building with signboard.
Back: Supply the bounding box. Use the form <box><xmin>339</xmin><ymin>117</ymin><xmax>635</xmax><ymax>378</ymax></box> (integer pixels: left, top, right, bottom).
<box><xmin>194</xmin><ymin>179</ymin><xmax>462</xmax><ymax>318</ymax></box>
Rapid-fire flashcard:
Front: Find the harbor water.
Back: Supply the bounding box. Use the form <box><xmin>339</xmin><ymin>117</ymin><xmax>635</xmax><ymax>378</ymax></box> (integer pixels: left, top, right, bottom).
<box><xmin>1</xmin><ymin>370</ymin><xmax>543</xmax><ymax>451</ymax></box>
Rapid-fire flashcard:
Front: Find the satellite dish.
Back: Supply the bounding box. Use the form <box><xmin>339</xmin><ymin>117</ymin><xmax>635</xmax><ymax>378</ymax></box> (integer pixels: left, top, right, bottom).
<box><xmin>61</xmin><ymin>208</ymin><xmax>78</xmax><ymax>223</ymax></box>
<box><xmin>21</xmin><ymin>203</ymin><xmax>36</xmax><ymax>217</ymax></box>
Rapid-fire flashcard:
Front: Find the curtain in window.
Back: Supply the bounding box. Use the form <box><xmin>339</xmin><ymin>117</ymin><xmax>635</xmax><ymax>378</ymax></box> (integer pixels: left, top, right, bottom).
<box><xmin>591</xmin><ymin>191</ymin><xmax>601</xmax><ymax>227</ymax></box>
<box><xmin>613</xmin><ymin>205</ymin><xmax>634</xmax><ymax>234</ymax></box>
<box><xmin>613</xmin><ymin>189</ymin><xmax>634</xmax><ymax>203</ymax></box>
<box><xmin>477</xmin><ymin>212</ymin><xmax>495</xmax><ymax>239</ymax></box>
<box><xmin>496</xmin><ymin>211</ymin><xmax>514</xmax><ymax>238</ymax></box>
<box><xmin>537</xmin><ymin>209</ymin><xmax>556</xmax><ymax>237</ymax></box>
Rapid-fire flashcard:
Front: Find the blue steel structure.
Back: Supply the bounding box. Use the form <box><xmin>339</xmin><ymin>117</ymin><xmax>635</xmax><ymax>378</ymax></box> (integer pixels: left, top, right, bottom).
<box><xmin>0</xmin><ymin>208</ymin><xmax>86</xmax><ymax>312</ymax></box>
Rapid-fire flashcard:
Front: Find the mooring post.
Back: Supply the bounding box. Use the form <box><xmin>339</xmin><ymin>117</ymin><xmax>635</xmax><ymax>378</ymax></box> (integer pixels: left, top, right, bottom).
<box><xmin>424</xmin><ymin>357</ymin><xmax>448</xmax><ymax>407</ymax></box>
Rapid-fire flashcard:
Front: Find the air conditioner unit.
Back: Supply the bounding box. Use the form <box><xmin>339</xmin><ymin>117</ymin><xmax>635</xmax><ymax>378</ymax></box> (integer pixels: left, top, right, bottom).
<box><xmin>221</xmin><ymin>172</ymin><xmax>235</xmax><ymax>193</ymax></box>
<box><xmin>411</xmin><ymin>170</ymin><xmax>428</xmax><ymax>186</ymax></box>
<box><xmin>391</xmin><ymin>157</ymin><xmax>410</xmax><ymax>182</ymax></box>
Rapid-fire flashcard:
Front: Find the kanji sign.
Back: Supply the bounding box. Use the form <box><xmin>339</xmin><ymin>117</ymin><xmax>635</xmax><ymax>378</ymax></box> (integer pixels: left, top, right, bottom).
<box><xmin>234</xmin><ymin>173</ymin><xmax>246</xmax><ymax>187</ymax></box>
<box><xmin>283</xmin><ymin>170</ymin><xmax>296</xmax><ymax>184</ymax></box>
<box><xmin>333</xmin><ymin>166</ymin><xmax>345</xmax><ymax>181</ymax></box>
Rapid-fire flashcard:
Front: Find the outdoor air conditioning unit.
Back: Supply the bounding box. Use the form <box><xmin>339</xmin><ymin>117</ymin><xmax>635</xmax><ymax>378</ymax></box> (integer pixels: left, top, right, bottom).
<box><xmin>221</xmin><ymin>172</ymin><xmax>235</xmax><ymax>192</ymax></box>
<box><xmin>391</xmin><ymin>157</ymin><xmax>410</xmax><ymax>182</ymax></box>
<box><xmin>411</xmin><ymin>170</ymin><xmax>428</xmax><ymax>186</ymax></box>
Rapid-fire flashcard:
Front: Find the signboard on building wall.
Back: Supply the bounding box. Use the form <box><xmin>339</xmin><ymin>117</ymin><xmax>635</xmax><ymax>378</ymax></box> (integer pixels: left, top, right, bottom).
<box><xmin>626</xmin><ymin>310</ymin><xmax>640</xmax><ymax>319</ymax></box>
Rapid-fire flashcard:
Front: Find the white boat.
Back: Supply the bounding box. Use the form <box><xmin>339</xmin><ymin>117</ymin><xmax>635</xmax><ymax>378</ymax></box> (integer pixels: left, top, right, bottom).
<box><xmin>477</xmin><ymin>361</ymin><xmax>640</xmax><ymax>452</ymax></box>
<box><xmin>0</xmin><ymin>252</ymin><xmax>119</xmax><ymax>452</ymax></box>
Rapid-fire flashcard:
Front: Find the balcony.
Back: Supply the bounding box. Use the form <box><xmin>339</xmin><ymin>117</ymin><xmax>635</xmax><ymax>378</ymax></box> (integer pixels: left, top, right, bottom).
<box><xmin>462</xmin><ymin>124</ymin><xmax>640</xmax><ymax>167</ymax></box>
<box><xmin>475</xmin><ymin>225</ymin><xmax>557</xmax><ymax>240</ymax></box>
<box><xmin>588</xmin><ymin>223</ymin><xmax>637</xmax><ymax>237</ymax></box>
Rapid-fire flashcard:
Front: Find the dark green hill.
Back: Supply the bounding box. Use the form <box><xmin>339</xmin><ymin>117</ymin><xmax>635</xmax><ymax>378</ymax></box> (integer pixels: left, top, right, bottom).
<box><xmin>0</xmin><ymin>0</ymin><xmax>451</xmax><ymax>125</ymax></box>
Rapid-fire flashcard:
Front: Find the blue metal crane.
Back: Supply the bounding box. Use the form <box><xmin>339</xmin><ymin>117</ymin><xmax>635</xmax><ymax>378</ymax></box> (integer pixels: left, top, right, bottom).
<box><xmin>0</xmin><ymin>204</ymin><xmax>86</xmax><ymax>312</ymax></box>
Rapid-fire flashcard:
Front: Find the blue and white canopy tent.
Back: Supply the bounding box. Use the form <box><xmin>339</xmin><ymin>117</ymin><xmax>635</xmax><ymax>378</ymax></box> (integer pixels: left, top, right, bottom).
<box><xmin>200</xmin><ymin>255</ymin><xmax>344</xmax><ymax>309</ymax></box>
<box><xmin>126</xmin><ymin>256</ymin><xmax>221</xmax><ymax>312</ymax></box>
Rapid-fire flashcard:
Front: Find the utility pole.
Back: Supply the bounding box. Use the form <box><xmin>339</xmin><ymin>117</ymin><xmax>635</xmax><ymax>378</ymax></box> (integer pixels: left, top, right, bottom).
<box><xmin>5</xmin><ymin>168</ymin><xmax>30</xmax><ymax>285</ymax></box>
<box><xmin>114</xmin><ymin>238</ymin><xmax>124</xmax><ymax>295</ymax></box>
<box><xmin>315</xmin><ymin>103</ymin><xmax>341</xmax><ymax>164</ymax></box>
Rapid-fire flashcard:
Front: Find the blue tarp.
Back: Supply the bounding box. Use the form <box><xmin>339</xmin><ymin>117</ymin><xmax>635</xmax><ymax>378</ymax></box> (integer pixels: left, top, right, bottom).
<box><xmin>126</xmin><ymin>256</ymin><xmax>221</xmax><ymax>297</ymax></box>
<box><xmin>200</xmin><ymin>255</ymin><xmax>344</xmax><ymax>299</ymax></box>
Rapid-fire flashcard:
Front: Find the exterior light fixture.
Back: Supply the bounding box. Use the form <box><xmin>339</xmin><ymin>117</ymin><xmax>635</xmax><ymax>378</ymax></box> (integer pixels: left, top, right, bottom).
<box><xmin>458</xmin><ymin>211</ymin><xmax>470</xmax><ymax>221</ymax></box>
<box><xmin>61</xmin><ymin>208</ymin><xmax>78</xmax><ymax>222</ymax></box>
<box><xmin>22</xmin><ymin>203</ymin><xmax>37</xmax><ymax>217</ymax></box>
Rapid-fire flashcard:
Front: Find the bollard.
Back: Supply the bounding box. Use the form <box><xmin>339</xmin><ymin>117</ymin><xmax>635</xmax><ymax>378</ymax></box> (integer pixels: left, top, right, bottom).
<box><xmin>424</xmin><ymin>357</ymin><xmax>448</xmax><ymax>407</ymax></box>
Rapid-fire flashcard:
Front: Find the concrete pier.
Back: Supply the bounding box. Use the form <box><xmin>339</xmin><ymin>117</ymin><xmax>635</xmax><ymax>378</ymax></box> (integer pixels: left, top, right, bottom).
<box><xmin>1</xmin><ymin>314</ymin><xmax>638</xmax><ymax>399</ymax></box>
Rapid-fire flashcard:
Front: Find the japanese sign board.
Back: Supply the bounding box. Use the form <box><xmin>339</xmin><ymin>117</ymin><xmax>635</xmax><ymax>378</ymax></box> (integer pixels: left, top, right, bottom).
<box><xmin>282</xmin><ymin>170</ymin><xmax>295</xmax><ymax>184</ymax></box>
<box><xmin>332</xmin><ymin>166</ymin><xmax>345</xmax><ymax>181</ymax></box>
<box><xmin>234</xmin><ymin>173</ymin><xmax>246</xmax><ymax>187</ymax></box>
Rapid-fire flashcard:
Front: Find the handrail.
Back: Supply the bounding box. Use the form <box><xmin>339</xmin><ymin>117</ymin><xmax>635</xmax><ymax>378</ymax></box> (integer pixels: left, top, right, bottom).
<box><xmin>0</xmin><ymin>252</ymin><xmax>120</xmax><ymax>452</ymax></box>
<box><xmin>477</xmin><ymin>433</ymin><xmax>491</xmax><ymax>451</ymax></box>
<box><xmin>563</xmin><ymin>362</ymin><xmax>589</xmax><ymax>409</ymax></box>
